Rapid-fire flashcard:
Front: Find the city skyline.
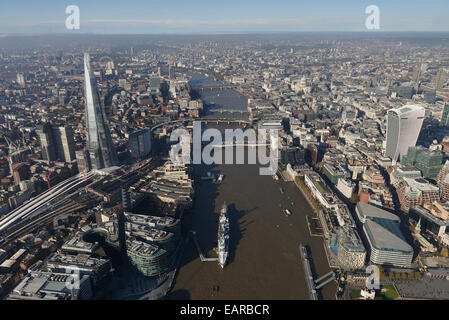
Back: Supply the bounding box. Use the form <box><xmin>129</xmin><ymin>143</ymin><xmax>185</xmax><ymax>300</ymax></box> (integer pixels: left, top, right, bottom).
<box><xmin>2</xmin><ymin>3</ymin><xmax>449</xmax><ymax>305</ymax></box>
<box><xmin>1</xmin><ymin>0</ymin><xmax>449</xmax><ymax>34</ymax></box>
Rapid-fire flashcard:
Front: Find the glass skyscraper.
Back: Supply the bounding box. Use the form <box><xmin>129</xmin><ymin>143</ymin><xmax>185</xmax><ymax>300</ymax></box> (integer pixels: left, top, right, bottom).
<box><xmin>36</xmin><ymin>123</ymin><xmax>76</xmax><ymax>163</ymax></box>
<box><xmin>84</xmin><ymin>53</ymin><xmax>118</xmax><ymax>170</ymax></box>
<box><xmin>385</xmin><ymin>105</ymin><xmax>425</xmax><ymax>164</ymax></box>
<box><xmin>440</xmin><ymin>103</ymin><xmax>449</xmax><ymax>127</ymax></box>
<box><xmin>128</xmin><ymin>128</ymin><xmax>152</xmax><ymax>159</ymax></box>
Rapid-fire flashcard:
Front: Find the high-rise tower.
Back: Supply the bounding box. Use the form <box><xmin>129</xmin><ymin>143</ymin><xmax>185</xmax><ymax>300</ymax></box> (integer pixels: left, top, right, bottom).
<box><xmin>385</xmin><ymin>105</ymin><xmax>425</xmax><ymax>164</ymax></box>
<box><xmin>52</xmin><ymin>126</ymin><xmax>76</xmax><ymax>162</ymax></box>
<box><xmin>84</xmin><ymin>53</ymin><xmax>118</xmax><ymax>170</ymax></box>
<box><xmin>434</xmin><ymin>69</ymin><xmax>447</xmax><ymax>90</ymax></box>
<box><xmin>36</xmin><ymin>123</ymin><xmax>56</xmax><ymax>163</ymax></box>
<box><xmin>16</xmin><ymin>73</ymin><xmax>25</xmax><ymax>86</ymax></box>
<box><xmin>440</xmin><ymin>103</ymin><xmax>449</xmax><ymax>127</ymax></box>
<box><xmin>119</xmin><ymin>188</ymin><xmax>130</xmax><ymax>266</ymax></box>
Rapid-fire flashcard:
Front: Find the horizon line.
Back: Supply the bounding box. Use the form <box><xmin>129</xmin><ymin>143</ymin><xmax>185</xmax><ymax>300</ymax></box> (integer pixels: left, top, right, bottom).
<box><xmin>3</xmin><ymin>30</ymin><xmax>449</xmax><ymax>37</ymax></box>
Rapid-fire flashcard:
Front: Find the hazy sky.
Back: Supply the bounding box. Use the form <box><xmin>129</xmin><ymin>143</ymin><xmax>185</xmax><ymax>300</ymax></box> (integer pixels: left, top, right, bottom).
<box><xmin>1</xmin><ymin>0</ymin><xmax>449</xmax><ymax>34</ymax></box>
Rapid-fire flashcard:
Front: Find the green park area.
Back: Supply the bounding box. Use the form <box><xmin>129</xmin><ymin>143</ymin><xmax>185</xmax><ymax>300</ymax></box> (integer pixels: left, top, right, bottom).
<box><xmin>377</xmin><ymin>285</ymin><xmax>399</xmax><ymax>300</ymax></box>
<box><xmin>350</xmin><ymin>284</ymin><xmax>399</xmax><ymax>300</ymax></box>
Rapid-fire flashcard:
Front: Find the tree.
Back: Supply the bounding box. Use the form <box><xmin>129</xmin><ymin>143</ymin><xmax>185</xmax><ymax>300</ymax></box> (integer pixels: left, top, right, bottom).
<box><xmin>349</xmin><ymin>193</ymin><xmax>359</xmax><ymax>204</ymax></box>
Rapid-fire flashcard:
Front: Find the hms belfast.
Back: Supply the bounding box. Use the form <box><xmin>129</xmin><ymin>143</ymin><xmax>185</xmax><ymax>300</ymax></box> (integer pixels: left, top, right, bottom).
<box><xmin>218</xmin><ymin>202</ymin><xmax>230</xmax><ymax>268</ymax></box>
<box><xmin>84</xmin><ymin>53</ymin><xmax>119</xmax><ymax>170</ymax></box>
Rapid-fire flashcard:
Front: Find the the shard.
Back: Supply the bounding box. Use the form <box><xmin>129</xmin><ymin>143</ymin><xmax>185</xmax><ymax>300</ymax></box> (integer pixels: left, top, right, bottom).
<box><xmin>84</xmin><ymin>53</ymin><xmax>118</xmax><ymax>169</ymax></box>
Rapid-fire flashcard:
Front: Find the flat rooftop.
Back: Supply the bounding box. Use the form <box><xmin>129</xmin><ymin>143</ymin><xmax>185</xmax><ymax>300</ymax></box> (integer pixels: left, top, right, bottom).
<box><xmin>47</xmin><ymin>252</ymin><xmax>110</xmax><ymax>270</ymax></box>
<box><xmin>124</xmin><ymin>212</ymin><xmax>179</xmax><ymax>228</ymax></box>
<box><xmin>125</xmin><ymin>221</ymin><xmax>173</xmax><ymax>241</ymax></box>
<box><xmin>61</xmin><ymin>232</ymin><xmax>99</xmax><ymax>253</ymax></box>
<box><xmin>364</xmin><ymin>219</ymin><xmax>413</xmax><ymax>253</ymax></box>
<box><xmin>357</xmin><ymin>202</ymin><xmax>400</xmax><ymax>223</ymax></box>
<box><xmin>126</xmin><ymin>237</ymin><xmax>166</xmax><ymax>257</ymax></box>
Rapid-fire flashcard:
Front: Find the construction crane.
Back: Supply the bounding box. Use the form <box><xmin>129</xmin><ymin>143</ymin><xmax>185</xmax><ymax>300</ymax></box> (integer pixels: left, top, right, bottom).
<box><xmin>327</xmin><ymin>126</ymin><xmax>338</xmax><ymax>148</ymax></box>
<box><xmin>45</xmin><ymin>159</ymin><xmax>59</xmax><ymax>189</ymax></box>
<box><xmin>126</xmin><ymin>145</ymin><xmax>140</xmax><ymax>165</ymax></box>
<box><xmin>19</xmin><ymin>128</ymin><xmax>30</xmax><ymax>150</ymax></box>
<box><xmin>81</xmin><ymin>145</ymin><xmax>87</xmax><ymax>184</ymax></box>
<box><xmin>4</xmin><ymin>137</ymin><xmax>18</xmax><ymax>154</ymax></box>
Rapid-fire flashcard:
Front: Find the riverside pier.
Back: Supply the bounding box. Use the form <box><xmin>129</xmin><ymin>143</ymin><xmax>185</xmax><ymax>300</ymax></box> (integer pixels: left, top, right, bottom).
<box><xmin>299</xmin><ymin>244</ymin><xmax>335</xmax><ymax>300</ymax></box>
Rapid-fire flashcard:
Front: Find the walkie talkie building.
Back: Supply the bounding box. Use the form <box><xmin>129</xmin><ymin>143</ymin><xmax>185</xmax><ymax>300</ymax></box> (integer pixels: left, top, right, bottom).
<box><xmin>84</xmin><ymin>53</ymin><xmax>118</xmax><ymax>170</ymax></box>
<box><xmin>385</xmin><ymin>105</ymin><xmax>425</xmax><ymax>165</ymax></box>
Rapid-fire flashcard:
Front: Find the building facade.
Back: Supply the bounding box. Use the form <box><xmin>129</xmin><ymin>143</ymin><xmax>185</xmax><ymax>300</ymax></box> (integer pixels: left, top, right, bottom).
<box><xmin>37</xmin><ymin>124</ymin><xmax>76</xmax><ymax>163</ymax></box>
<box><xmin>396</xmin><ymin>177</ymin><xmax>440</xmax><ymax>213</ymax></box>
<box><xmin>128</xmin><ymin>128</ymin><xmax>152</xmax><ymax>159</ymax></box>
<box><xmin>84</xmin><ymin>53</ymin><xmax>119</xmax><ymax>170</ymax></box>
<box><xmin>356</xmin><ymin>202</ymin><xmax>414</xmax><ymax>267</ymax></box>
<box><xmin>385</xmin><ymin>105</ymin><xmax>425</xmax><ymax>164</ymax></box>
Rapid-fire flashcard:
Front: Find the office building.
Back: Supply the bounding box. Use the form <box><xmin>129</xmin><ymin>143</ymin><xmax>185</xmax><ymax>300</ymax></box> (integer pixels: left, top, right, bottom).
<box><xmin>341</xmin><ymin>106</ymin><xmax>357</xmax><ymax>123</ymax></box>
<box><xmin>128</xmin><ymin>128</ymin><xmax>152</xmax><ymax>159</ymax></box>
<box><xmin>36</xmin><ymin>123</ymin><xmax>56</xmax><ymax>163</ymax></box>
<box><xmin>440</xmin><ymin>103</ymin><xmax>449</xmax><ymax>127</ymax></box>
<box><xmin>356</xmin><ymin>202</ymin><xmax>414</xmax><ymax>267</ymax></box>
<box><xmin>16</xmin><ymin>73</ymin><xmax>25</xmax><ymax>86</ymax></box>
<box><xmin>149</xmin><ymin>77</ymin><xmax>161</xmax><ymax>95</ymax></box>
<box><xmin>37</xmin><ymin>124</ymin><xmax>76</xmax><ymax>163</ymax></box>
<box><xmin>335</xmin><ymin>227</ymin><xmax>367</xmax><ymax>270</ymax></box>
<box><xmin>84</xmin><ymin>53</ymin><xmax>119</xmax><ymax>170</ymax></box>
<box><xmin>46</xmin><ymin>253</ymin><xmax>111</xmax><ymax>286</ymax></box>
<box><xmin>118</xmin><ymin>79</ymin><xmax>127</xmax><ymax>88</ymax></box>
<box><xmin>61</xmin><ymin>232</ymin><xmax>99</xmax><ymax>255</ymax></box>
<box><xmin>323</xmin><ymin>163</ymin><xmax>349</xmax><ymax>185</ymax></box>
<box><xmin>280</xmin><ymin>146</ymin><xmax>305</xmax><ymax>166</ymax></box>
<box><xmin>409</xmin><ymin>204</ymin><xmax>449</xmax><ymax>238</ymax></box>
<box><xmin>434</xmin><ymin>69</ymin><xmax>447</xmax><ymax>90</ymax></box>
<box><xmin>11</xmin><ymin>163</ymin><xmax>30</xmax><ymax>185</ymax></box>
<box><xmin>436</xmin><ymin>160</ymin><xmax>449</xmax><ymax>200</ymax></box>
<box><xmin>118</xmin><ymin>189</ymin><xmax>129</xmax><ymax>265</ymax></box>
<box><xmin>337</xmin><ymin>178</ymin><xmax>355</xmax><ymax>199</ymax></box>
<box><xmin>169</xmin><ymin>64</ymin><xmax>175</xmax><ymax>80</ymax></box>
<box><xmin>52</xmin><ymin>126</ymin><xmax>76</xmax><ymax>162</ymax></box>
<box><xmin>126</xmin><ymin>237</ymin><xmax>168</xmax><ymax>277</ymax></box>
<box><xmin>385</xmin><ymin>105</ymin><xmax>425</xmax><ymax>164</ymax></box>
<box><xmin>307</xmin><ymin>144</ymin><xmax>319</xmax><ymax>165</ymax></box>
<box><xmin>396</xmin><ymin>177</ymin><xmax>440</xmax><ymax>213</ymax></box>
<box><xmin>401</xmin><ymin>146</ymin><xmax>443</xmax><ymax>179</ymax></box>
<box><xmin>424</xmin><ymin>91</ymin><xmax>436</xmax><ymax>104</ymax></box>
<box><xmin>75</xmin><ymin>148</ymin><xmax>91</xmax><ymax>174</ymax></box>
<box><xmin>390</xmin><ymin>167</ymin><xmax>422</xmax><ymax>187</ymax></box>
<box><xmin>7</xmin><ymin>270</ymin><xmax>93</xmax><ymax>300</ymax></box>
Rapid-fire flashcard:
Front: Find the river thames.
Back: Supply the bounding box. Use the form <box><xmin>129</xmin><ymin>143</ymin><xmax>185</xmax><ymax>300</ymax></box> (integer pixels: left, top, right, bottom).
<box><xmin>167</xmin><ymin>73</ymin><xmax>337</xmax><ymax>300</ymax></box>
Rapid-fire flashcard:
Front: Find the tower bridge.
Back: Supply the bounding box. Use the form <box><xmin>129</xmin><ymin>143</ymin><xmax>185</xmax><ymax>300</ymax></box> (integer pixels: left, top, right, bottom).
<box><xmin>198</xmin><ymin>85</ymin><xmax>239</xmax><ymax>92</ymax></box>
<box><xmin>208</xmin><ymin>109</ymin><xmax>249</xmax><ymax>115</ymax></box>
<box><xmin>200</xmin><ymin>119</ymin><xmax>250</xmax><ymax>126</ymax></box>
